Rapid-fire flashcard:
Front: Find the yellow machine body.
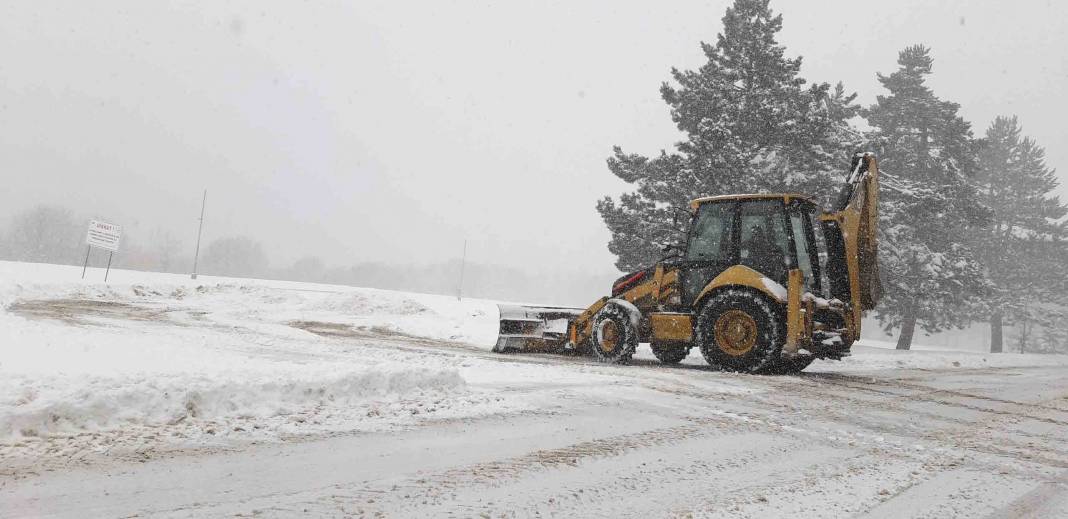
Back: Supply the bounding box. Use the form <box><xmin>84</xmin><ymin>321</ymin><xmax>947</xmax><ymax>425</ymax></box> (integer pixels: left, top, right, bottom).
<box><xmin>495</xmin><ymin>153</ymin><xmax>880</xmax><ymax>372</ymax></box>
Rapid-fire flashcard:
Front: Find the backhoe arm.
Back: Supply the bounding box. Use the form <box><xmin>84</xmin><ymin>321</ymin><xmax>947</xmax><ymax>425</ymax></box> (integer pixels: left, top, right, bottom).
<box><xmin>821</xmin><ymin>152</ymin><xmax>881</xmax><ymax>341</ymax></box>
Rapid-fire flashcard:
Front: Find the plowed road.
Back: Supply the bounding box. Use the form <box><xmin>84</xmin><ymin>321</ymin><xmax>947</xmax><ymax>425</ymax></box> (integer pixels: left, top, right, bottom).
<box><xmin>4</xmin><ymin>338</ymin><xmax>1067</xmax><ymax>518</ymax></box>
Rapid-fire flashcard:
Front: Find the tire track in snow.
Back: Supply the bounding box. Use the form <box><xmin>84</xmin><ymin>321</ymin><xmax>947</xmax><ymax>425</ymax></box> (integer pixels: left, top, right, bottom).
<box><xmin>804</xmin><ymin>372</ymin><xmax>1068</xmax><ymax>418</ymax></box>
<box><xmin>298</xmin><ymin>430</ymin><xmax>816</xmax><ymax>518</ymax></box>
<box><xmin>648</xmin><ymin>373</ymin><xmax>1068</xmax><ymax>484</ymax></box>
<box><xmin>986</xmin><ymin>469</ymin><xmax>1068</xmax><ymax>518</ymax></box>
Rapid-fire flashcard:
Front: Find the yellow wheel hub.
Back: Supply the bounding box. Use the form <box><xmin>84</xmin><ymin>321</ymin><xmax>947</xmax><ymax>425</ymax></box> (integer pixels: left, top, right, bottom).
<box><xmin>714</xmin><ymin>310</ymin><xmax>758</xmax><ymax>356</ymax></box>
<box><xmin>599</xmin><ymin>320</ymin><xmax>620</xmax><ymax>353</ymax></box>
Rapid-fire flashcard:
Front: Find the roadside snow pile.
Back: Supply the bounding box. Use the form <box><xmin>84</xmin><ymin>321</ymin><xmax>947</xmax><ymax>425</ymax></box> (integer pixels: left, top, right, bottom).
<box><xmin>0</xmin><ymin>260</ymin><xmax>501</xmax><ymax>348</ymax></box>
<box><xmin>0</xmin><ymin>261</ymin><xmax>491</xmax><ymax>442</ymax></box>
<box><xmin>308</xmin><ymin>291</ymin><xmax>431</xmax><ymax>316</ymax></box>
<box><xmin>0</xmin><ymin>365</ymin><xmax>464</xmax><ymax>438</ymax></box>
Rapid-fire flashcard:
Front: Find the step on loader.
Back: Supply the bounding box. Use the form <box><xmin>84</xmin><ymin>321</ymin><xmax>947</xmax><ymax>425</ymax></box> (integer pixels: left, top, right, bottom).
<box><xmin>494</xmin><ymin>153</ymin><xmax>882</xmax><ymax>374</ymax></box>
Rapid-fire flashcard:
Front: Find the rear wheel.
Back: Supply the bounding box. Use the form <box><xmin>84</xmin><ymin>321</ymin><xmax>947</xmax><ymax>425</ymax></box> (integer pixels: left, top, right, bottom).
<box><xmin>650</xmin><ymin>342</ymin><xmax>690</xmax><ymax>365</ymax></box>
<box><xmin>590</xmin><ymin>301</ymin><xmax>638</xmax><ymax>364</ymax></box>
<box><xmin>695</xmin><ymin>289</ymin><xmax>784</xmax><ymax>373</ymax></box>
<box><xmin>781</xmin><ymin>355</ymin><xmax>815</xmax><ymax>374</ymax></box>
<box><xmin>766</xmin><ymin>355</ymin><xmax>816</xmax><ymax>375</ymax></box>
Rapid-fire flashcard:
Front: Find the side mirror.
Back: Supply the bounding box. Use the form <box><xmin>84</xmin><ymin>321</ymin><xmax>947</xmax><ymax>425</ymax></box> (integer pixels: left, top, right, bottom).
<box><xmin>661</xmin><ymin>243</ymin><xmax>683</xmax><ymax>260</ymax></box>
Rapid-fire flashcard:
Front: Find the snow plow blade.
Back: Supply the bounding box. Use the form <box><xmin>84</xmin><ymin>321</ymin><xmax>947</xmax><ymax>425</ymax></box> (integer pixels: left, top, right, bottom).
<box><xmin>494</xmin><ymin>304</ymin><xmax>585</xmax><ymax>353</ymax></box>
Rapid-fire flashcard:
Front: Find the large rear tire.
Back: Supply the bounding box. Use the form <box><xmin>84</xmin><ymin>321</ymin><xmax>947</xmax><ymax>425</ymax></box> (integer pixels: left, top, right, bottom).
<box><xmin>695</xmin><ymin>289</ymin><xmax>784</xmax><ymax>373</ymax></box>
<box><xmin>590</xmin><ymin>301</ymin><xmax>639</xmax><ymax>364</ymax></box>
<box><xmin>781</xmin><ymin>355</ymin><xmax>815</xmax><ymax>374</ymax></box>
<box><xmin>650</xmin><ymin>342</ymin><xmax>690</xmax><ymax>365</ymax></box>
<box><xmin>766</xmin><ymin>355</ymin><xmax>816</xmax><ymax>375</ymax></box>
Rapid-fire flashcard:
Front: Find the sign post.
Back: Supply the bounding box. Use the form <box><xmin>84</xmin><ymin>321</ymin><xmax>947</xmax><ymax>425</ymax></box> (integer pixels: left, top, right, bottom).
<box><xmin>105</xmin><ymin>250</ymin><xmax>114</xmax><ymax>282</ymax></box>
<box><xmin>457</xmin><ymin>239</ymin><xmax>467</xmax><ymax>301</ymax></box>
<box><xmin>85</xmin><ymin>220</ymin><xmax>122</xmax><ymax>282</ymax></box>
<box><xmin>191</xmin><ymin>189</ymin><xmax>206</xmax><ymax>280</ymax></box>
<box><xmin>81</xmin><ymin>245</ymin><xmax>91</xmax><ymax>279</ymax></box>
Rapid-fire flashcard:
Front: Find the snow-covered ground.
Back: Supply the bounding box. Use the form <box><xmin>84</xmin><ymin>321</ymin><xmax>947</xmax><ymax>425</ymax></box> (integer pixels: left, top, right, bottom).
<box><xmin>2</xmin><ymin>260</ymin><xmax>1067</xmax><ymax>518</ymax></box>
<box><xmin>0</xmin><ymin>261</ymin><xmax>609</xmax><ymax>453</ymax></box>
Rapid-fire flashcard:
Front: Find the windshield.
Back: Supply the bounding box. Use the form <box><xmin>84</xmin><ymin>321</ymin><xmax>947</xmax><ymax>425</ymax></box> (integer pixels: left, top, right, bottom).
<box><xmin>686</xmin><ymin>202</ymin><xmax>734</xmax><ymax>262</ymax></box>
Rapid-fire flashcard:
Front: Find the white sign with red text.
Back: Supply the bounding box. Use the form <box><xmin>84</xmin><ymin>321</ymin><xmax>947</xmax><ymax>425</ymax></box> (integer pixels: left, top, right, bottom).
<box><xmin>86</xmin><ymin>220</ymin><xmax>122</xmax><ymax>252</ymax></box>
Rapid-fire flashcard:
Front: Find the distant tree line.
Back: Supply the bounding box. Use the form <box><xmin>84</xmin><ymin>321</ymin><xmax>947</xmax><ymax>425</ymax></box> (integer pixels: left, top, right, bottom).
<box><xmin>598</xmin><ymin>0</ymin><xmax>1068</xmax><ymax>353</ymax></box>
<box><xmin>292</xmin><ymin>259</ymin><xmax>613</xmax><ymax>306</ymax></box>
<box><xmin>0</xmin><ymin>209</ymin><xmax>609</xmax><ymax>306</ymax></box>
<box><xmin>0</xmin><ymin>206</ymin><xmax>190</xmax><ymax>275</ymax></box>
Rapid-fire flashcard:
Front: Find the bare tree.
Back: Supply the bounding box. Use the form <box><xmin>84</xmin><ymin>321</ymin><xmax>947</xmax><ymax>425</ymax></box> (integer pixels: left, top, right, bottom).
<box><xmin>285</xmin><ymin>256</ymin><xmax>326</xmax><ymax>282</ymax></box>
<box><xmin>151</xmin><ymin>228</ymin><xmax>184</xmax><ymax>273</ymax></box>
<box><xmin>199</xmin><ymin>236</ymin><xmax>268</xmax><ymax>278</ymax></box>
<box><xmin>2</xmin><ymin>205</ymin><xmax>83</xmax><ymax>264</ymax></box>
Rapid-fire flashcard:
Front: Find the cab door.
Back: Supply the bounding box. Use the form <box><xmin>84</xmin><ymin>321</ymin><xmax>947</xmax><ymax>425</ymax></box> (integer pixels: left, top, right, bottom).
<box><xmin>736</xmin><ymin>199</ymin><xmax>792</xmax><ymax>286</ymax></box>
<box><xmin>785</xmin><ymin>202</ymin><xmax>822</xmax><ymax>295</ymax></box>
<box><xmin>678</xmin><ymin>201</ymin><xmax>737</xmax><ymax>307</ymax></box>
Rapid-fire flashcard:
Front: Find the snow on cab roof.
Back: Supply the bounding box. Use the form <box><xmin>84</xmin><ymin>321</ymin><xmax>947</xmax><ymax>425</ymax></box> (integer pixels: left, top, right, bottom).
<box><xmin>688</xmin><ymin>193</ymin><xmax>816</xmax><ymax>210</ymax></box>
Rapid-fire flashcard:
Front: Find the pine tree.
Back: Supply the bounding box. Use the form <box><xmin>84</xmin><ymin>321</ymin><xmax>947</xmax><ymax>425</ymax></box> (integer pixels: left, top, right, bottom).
<box><xmin>974</xmin><ymin>116</ymin><xmax>1068</xmax><ymax>352</ymax></box>
<box><xmin>863</xmin><ymin>45</ymin><xmax>992</xmax><ymax>350</ymax></box>
<box><xmin>597</xmin><ymin>0</ymin><xmax>859</xmax><ymax>272</ymax></box>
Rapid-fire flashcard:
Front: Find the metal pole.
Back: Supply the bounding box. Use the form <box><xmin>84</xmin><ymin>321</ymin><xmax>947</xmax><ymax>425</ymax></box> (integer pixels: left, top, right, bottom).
<box><xmin>457</xmin><ymin>239</ymin><xmax>467</xmax><ymax>300</ymax></box>
<box><xmin>191</xmin><ymin>189</ymin><xmax>207</xmax><ymax>279</ymax></box>
<box><xmin>104</xmin><ymin>251</ymin><xmax>113</xmax><ymax>282</ymax></box>
<box><xmin>81</xmin><ymin>245</ymin><xmax>91</xmax><ymax>279</ymax></box>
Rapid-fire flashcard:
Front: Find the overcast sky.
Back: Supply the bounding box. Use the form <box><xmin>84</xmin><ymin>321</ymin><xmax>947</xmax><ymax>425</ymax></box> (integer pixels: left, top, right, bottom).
<box><xmin>2</xmin><ymin>0</ymin><xmax>1065</xmax><ymax>276</ymax></box>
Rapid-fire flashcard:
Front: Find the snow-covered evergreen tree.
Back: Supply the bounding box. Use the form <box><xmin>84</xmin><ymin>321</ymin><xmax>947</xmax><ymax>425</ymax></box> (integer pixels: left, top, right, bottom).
<box><xmin>974</xmin><ymin>116</ymin><xmax>1068</xmax><ymax>352</ymax></box>
<box><xmin>597</xmin><ymin>0</ymin><xmax>859</xmax><ymax>272</ymax></box>
<box><xmin>864</xmin><ymin>45</ymin><xmax>992</xmax><ymax>350</ymax></box>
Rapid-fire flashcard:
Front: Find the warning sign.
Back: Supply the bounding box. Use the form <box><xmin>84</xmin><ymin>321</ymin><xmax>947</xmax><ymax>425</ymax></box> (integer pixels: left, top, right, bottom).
<box><xmin>86</xmin><ymin>220</ymin><xmax>122</xmax><ymax>252</ymax></box>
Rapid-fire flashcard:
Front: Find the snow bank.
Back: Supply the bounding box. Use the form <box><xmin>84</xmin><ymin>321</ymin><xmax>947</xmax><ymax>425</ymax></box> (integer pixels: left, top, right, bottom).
<box><xmin>0</xmin><ymin>365</ymin><xmax>464</xmax><ymax>438</ymax></box>
<box><xmin>0</xmin><ymin>261</ymin><xmax>488</xmax><ymax>441</ymax></box>
<box><xmin>0</xmin><ymin>260</ymin><xmax>501</xmax><ymax>348</ymax></box>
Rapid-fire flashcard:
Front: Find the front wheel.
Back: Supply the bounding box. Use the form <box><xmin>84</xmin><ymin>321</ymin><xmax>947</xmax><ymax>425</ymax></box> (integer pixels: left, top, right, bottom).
<box><xmin>590</xmin><ymin>301</ymin><xmax>639</xmax><ymax>364</ymax></box>
<box><xmin>695</xmin><ymin>289</ymin><xmax>784</xmax><ymax>373</ymax></box>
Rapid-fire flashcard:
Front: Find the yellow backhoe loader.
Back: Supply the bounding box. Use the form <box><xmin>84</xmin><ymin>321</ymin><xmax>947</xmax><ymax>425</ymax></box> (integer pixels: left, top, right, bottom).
<box><xmin>495</xmin><ymin>153</ymin><xmax>881</xmax><ymax>374</ymax></box>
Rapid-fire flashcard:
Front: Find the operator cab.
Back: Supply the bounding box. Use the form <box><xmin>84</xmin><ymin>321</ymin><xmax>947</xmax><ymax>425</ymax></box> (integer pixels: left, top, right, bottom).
<box><xmin>679</xmin><ymin>194</ymin><xmax>823</xmax><ymax>307</ymax></box>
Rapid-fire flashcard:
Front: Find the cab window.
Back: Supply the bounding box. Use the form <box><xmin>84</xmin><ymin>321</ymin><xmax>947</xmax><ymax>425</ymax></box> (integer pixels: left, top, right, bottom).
<box><xmin>789</xmin><ymin>211</ymin><xmax>814</xmax><ymax>290</ymax></box>
<box><xmin>811</xmin><ymin>212</ymin><xmax>832</xmax><ymax>297</ymax></box>
<box><xmin>686</xmin><ymin>202</ymin><xmax>733</xmax><ymax>262</ymax></box>
<box><xmin>738</xmin><ymin>200</ymin><xmax>790</xmax><ymax>283</ymax></box>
